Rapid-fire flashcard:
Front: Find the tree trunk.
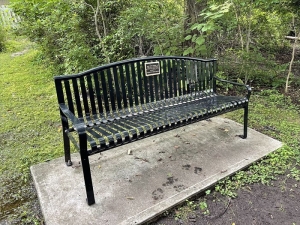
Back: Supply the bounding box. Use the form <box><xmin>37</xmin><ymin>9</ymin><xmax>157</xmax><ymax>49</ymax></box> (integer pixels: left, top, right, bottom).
<box><xmin>184</xmin><ymin>0</ymin><xmax>207</xmax><ymax>56</ymax></box>
<box><xmin>184</xmin><ymin>0</ymin><xmax>206</xmax><ymax>28</ymax></box>
<box><xmin>285</xmin><ymin>16</ymin><xmax>299</xmax><ymax>93</ymax></box>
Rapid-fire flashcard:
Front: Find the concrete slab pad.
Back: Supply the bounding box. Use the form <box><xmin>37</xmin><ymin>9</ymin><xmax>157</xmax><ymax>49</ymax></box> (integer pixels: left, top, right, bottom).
<box><xmin>31</xmin><ymin>117</ymin><xmax>282</xmax><ymax>225</ymax></box>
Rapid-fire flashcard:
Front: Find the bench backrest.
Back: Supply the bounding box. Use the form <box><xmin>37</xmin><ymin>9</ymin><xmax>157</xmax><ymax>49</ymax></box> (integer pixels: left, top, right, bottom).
<box><xmin>54</xmin><ymin>56</ymin><xmax>217</xmax><ymax>119</ymax></box>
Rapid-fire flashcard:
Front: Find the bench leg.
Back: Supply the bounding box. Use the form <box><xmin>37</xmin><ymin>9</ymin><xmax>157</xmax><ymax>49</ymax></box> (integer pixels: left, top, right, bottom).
<box><xmin>243</xmin><ymin>103</ymin><xmax>248</xmax><ymax>139</ymax></box>
<box><xmin>79</xmin><ymin>132</ymin><xmax>95</xmax><ymax>205</ymax></box>
<box><xmin>61</xmin><ymin>115</ymin><xmax>72</xmax><ymax>166</ymax></box>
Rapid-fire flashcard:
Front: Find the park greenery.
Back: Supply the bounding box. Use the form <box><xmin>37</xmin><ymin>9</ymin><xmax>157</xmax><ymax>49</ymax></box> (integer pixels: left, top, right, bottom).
<box><xmin>0</xmin><ymin>0</ymin><xmax>300</xmax><ymax>224</ymax></box>
<box><xmin>7</xmin><ymin>0</ymin><xmax>300</xmax><ymax>90</ymax></box>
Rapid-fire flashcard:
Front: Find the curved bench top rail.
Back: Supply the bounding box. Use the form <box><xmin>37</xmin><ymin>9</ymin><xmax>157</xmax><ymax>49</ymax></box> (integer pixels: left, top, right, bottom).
<box><xmin>54</xmin><ymin>56</ymin><xmax>217</xmax><ymax>80</ymax></box>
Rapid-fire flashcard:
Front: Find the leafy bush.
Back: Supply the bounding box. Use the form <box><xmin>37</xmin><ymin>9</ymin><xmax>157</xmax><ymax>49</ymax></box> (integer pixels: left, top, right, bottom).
<box><xmin>219</xmin><ymin>48</ymin><xmax>288</xmax><ymax>88</ymax></box>
<box><xmin>11</xmin><ymin>0</ymin><xmax>184</xmax><ymax>73</ymax></box>
<box><xmin>11</xmin><ymin>0</ymin><xmax>98</xmax><ymax>74</ymax></box>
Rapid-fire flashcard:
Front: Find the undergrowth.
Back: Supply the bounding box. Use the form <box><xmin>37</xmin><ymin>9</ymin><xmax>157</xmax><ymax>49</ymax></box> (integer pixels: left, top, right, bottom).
<box><xmin>214</xmin><ymin>89</ymin><xmax>300</xmax><ymax>198</ymax></box>
<box><xmin>0</xmin><ymin>34</ymin><xmax>64</xmax><ymax>224</ymax></box>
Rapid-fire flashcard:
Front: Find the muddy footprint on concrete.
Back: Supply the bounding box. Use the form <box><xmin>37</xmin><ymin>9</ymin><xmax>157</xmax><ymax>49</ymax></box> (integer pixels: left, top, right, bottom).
<box><xmin>162</xmin><ymin>176</ymin><xmax>178</xmax><ymax>186</ymax></box>
<box><xmin>174</xmin><ymin>184</ymin><xmax>186</xmax><ymax>192</ymax></box>
<box><xmin>194</xmin><ymin>167</ymin><xmax>202</xmax><ymax>174</ymax></box>
<box><xmin>182</xmin><ymin>164</ymin><xmax>191</xmax><ymax>170</ymax></box>
<box><xmin>152</xmin><ymin>188</ymin><xmax>164</xmax><ymax>200</ymax></box>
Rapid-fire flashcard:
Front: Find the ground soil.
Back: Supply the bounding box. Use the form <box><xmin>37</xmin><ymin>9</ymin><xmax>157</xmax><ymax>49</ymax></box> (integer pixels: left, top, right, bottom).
<box><xmin>151</xmin><ymin>173</ymin><xmax>300</xmax><ymax>225</ymax></box>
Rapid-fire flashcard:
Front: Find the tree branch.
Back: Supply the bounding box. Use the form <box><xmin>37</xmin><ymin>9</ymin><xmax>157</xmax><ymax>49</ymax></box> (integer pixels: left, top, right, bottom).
<box><xmin>83</xmin><ymin>1</ymin><xmax>110</xmax><ymax>63</ymax></box>
<box><xmin>285</xmin><ymin>16</ymin><xmax>299</xmax><ymax>93</ymax></box>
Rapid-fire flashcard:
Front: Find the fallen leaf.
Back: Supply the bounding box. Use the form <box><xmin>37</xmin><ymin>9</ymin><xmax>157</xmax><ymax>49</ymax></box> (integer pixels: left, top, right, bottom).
<box><xmin>126</xmin><ymin>197</ymin><xmax>134</xmax><ymax>200</ymax></box>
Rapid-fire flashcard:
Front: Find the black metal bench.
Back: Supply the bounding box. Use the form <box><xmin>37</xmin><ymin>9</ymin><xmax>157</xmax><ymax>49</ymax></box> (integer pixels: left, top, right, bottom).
<box><xmin>54</xmin><ymin>56</ymin><xmax>251</xmax><ymax>205</ymax></box>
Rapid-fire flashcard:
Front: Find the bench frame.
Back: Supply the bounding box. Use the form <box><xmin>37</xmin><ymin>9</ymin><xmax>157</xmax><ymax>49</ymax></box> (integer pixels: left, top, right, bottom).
<box><xmin>54</xmin><ymin>56</ymin><xmax>251</xmax><ymax>205</ymax></box>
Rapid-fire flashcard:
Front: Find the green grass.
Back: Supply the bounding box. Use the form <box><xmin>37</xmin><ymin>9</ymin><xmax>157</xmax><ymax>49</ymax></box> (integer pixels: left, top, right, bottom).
<box><xmin>212</xmin><ymin>90</ymin><xmax>300</xmax><ymax>197</ymax></box>
<box><xmin>0</xmin><ymin>35</ymin><xmax>65</xmax><ymax>224</ymax></box>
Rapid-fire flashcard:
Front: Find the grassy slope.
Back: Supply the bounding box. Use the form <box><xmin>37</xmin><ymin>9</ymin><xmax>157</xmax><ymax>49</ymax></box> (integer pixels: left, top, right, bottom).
<box><xmin>0</xmin><ymin>37</ymin><xmax>64</xmax><ymax>223</ymax></box>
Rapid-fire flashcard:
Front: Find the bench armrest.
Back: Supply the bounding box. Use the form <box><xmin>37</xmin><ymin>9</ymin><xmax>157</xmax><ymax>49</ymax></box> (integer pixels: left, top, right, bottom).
<box><xmin>59</xmin><ymin>104</ymin><xmax>86</xmax><ymax>133</ymax></box>
<box><xmin>213</xmin><ymin>76</ymin><xmax>252</xmax><ymax>100</ymax></box>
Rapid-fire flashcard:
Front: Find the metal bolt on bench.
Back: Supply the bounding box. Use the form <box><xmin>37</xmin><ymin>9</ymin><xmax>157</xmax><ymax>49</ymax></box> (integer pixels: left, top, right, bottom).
<box><xmin>54</xmin><ymin>56</ymin><xmax>251</xmax><ymax>205</ymax></box>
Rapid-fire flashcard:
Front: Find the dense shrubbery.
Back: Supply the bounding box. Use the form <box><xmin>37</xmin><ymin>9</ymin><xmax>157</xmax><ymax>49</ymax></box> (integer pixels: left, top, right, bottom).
<box><xmin>11</xmin><ymin>0</ymin><xmax>183</xmax><ymax>74</ymax></box>
<box><xmin>9</xmin><ymin>0</ymin><xmax>300</xmax><ymax>88</ymax></box>
<box><xmin>11</xmin><ymin>0</ymin><xmax>98</xmax><ymax>73</ymax></box>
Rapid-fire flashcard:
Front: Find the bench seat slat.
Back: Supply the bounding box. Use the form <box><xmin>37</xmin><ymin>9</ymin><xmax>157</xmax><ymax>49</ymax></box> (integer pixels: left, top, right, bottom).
<box><xmin>88</xmin><ymin>95</ymin><xmax>245</xmax><ymax>147</ymax></box>
<box><xmin>65</xmin><ymin>95</ymin><xmax>247</xmax><ymax>152</ymax></box>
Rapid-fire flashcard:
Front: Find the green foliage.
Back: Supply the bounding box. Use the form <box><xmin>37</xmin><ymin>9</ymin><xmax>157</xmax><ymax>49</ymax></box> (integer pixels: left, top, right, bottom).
<box><xmin>113</xmin><ymin>0</ymin><xmax>184</xmax><ymax>58</ymax></box>
<box><xmin>11</xmin><ymin>0</ymin><xmax>184</xmax><ymax>72</ymax></box>
<box><xmin>11</xmin><ymin>0</ymin><xmax>98</xmax><ymax>74</ymax></box>
<box><xmin>184</xmin><ymin>1</ymin><xmax>232</xmax><ymax>57</ymax></box>
<box><xmin>174</xmin><ymin>200</ymin><xmax>197</xmax><ymax>221</ymax></box>
<box><xmin>0</xmin><ymin>24</ymin><xmax>6</xmax><ymax>52</ymax></box>
<box><xmin>219</xmin><ymin>49</ymin><xmax>288</xmax><ymax>87</ymax></box>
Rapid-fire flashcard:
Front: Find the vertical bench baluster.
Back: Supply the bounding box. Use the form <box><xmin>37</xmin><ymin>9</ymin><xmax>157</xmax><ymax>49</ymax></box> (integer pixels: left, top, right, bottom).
<box><xmin>153</xmin><ymin>66</ymin><xmax>160</xmax><ymax>102</ymax></box>
<box><xmin>72</xmin><ymin>78</ymin><xmax>84</xmax><ymax>121</ymax></box>
<box><xmin>80</xmin><ymin>77</ymin><xmax>93</xmax><ymax>125</ymax></box>
<box><xmin>100</xmin><ymin>70</ymin><xmax>110</xmax><ymax>117</ymax></box>
<box><xmin>125</xmin><ymin>64</ymin><xmax>134</xmax><ymax>108</ymax></box>
<box><xmin>164</xmin><ymin>60</ymin><xmax>170</xmax><ymax>99</ymax></box>
<box><xmin>93</xmin><ymin>72</ymin><xmax>104</xmax><ymax>116</ymax></box>
<box><xmin>172</xmin><ymin>59</ymin><xmax>180</xmax><ymax>98</ymax></box>
<box><xmin>86</xmin><ymin>75</ymin><xmax>97</xmax><ymax>117</ymax></box>
<box><xmin>131</xmin><ymin>63</ymin><xmax>139</xmax><ymax>107</ymax></box>
<box><xmin>119</xmin><ymin>65</ymin><xmax>128</xmax><ymax>110</ymax></box>
<box><xmin>136</xmin><ymin>61</ymin><xmax>145</xmax><ymax>105</ymax></box>
<box><xmin>213</xmin><ymin>60</ymin><xmax>217</xmax><ymax>93</ymax></box>
<box><xmin>142</xmin><ymin>61</ymin><xmax>150</xmax><ymax>104</ymax></box>
<box><xmin>158</xmin><ymin>60</ymin><xmax>167</xmax><ymax>100</ymax></box>
<box><xmin>112</xmin><ymin>66</ymin><xmax>122</xmax><ymax>114</ymax></box>
<box><xmin>107</xmin><ymin>68</ymin><xmax>116</xmax><ymax>113</ymax></box>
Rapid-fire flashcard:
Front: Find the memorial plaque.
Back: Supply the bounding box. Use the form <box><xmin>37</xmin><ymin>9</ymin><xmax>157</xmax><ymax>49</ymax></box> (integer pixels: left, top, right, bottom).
<box><xmin>145</xmin><ymin>61</ymin><xmax>160</xmax><ymax>76</ymax></box>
